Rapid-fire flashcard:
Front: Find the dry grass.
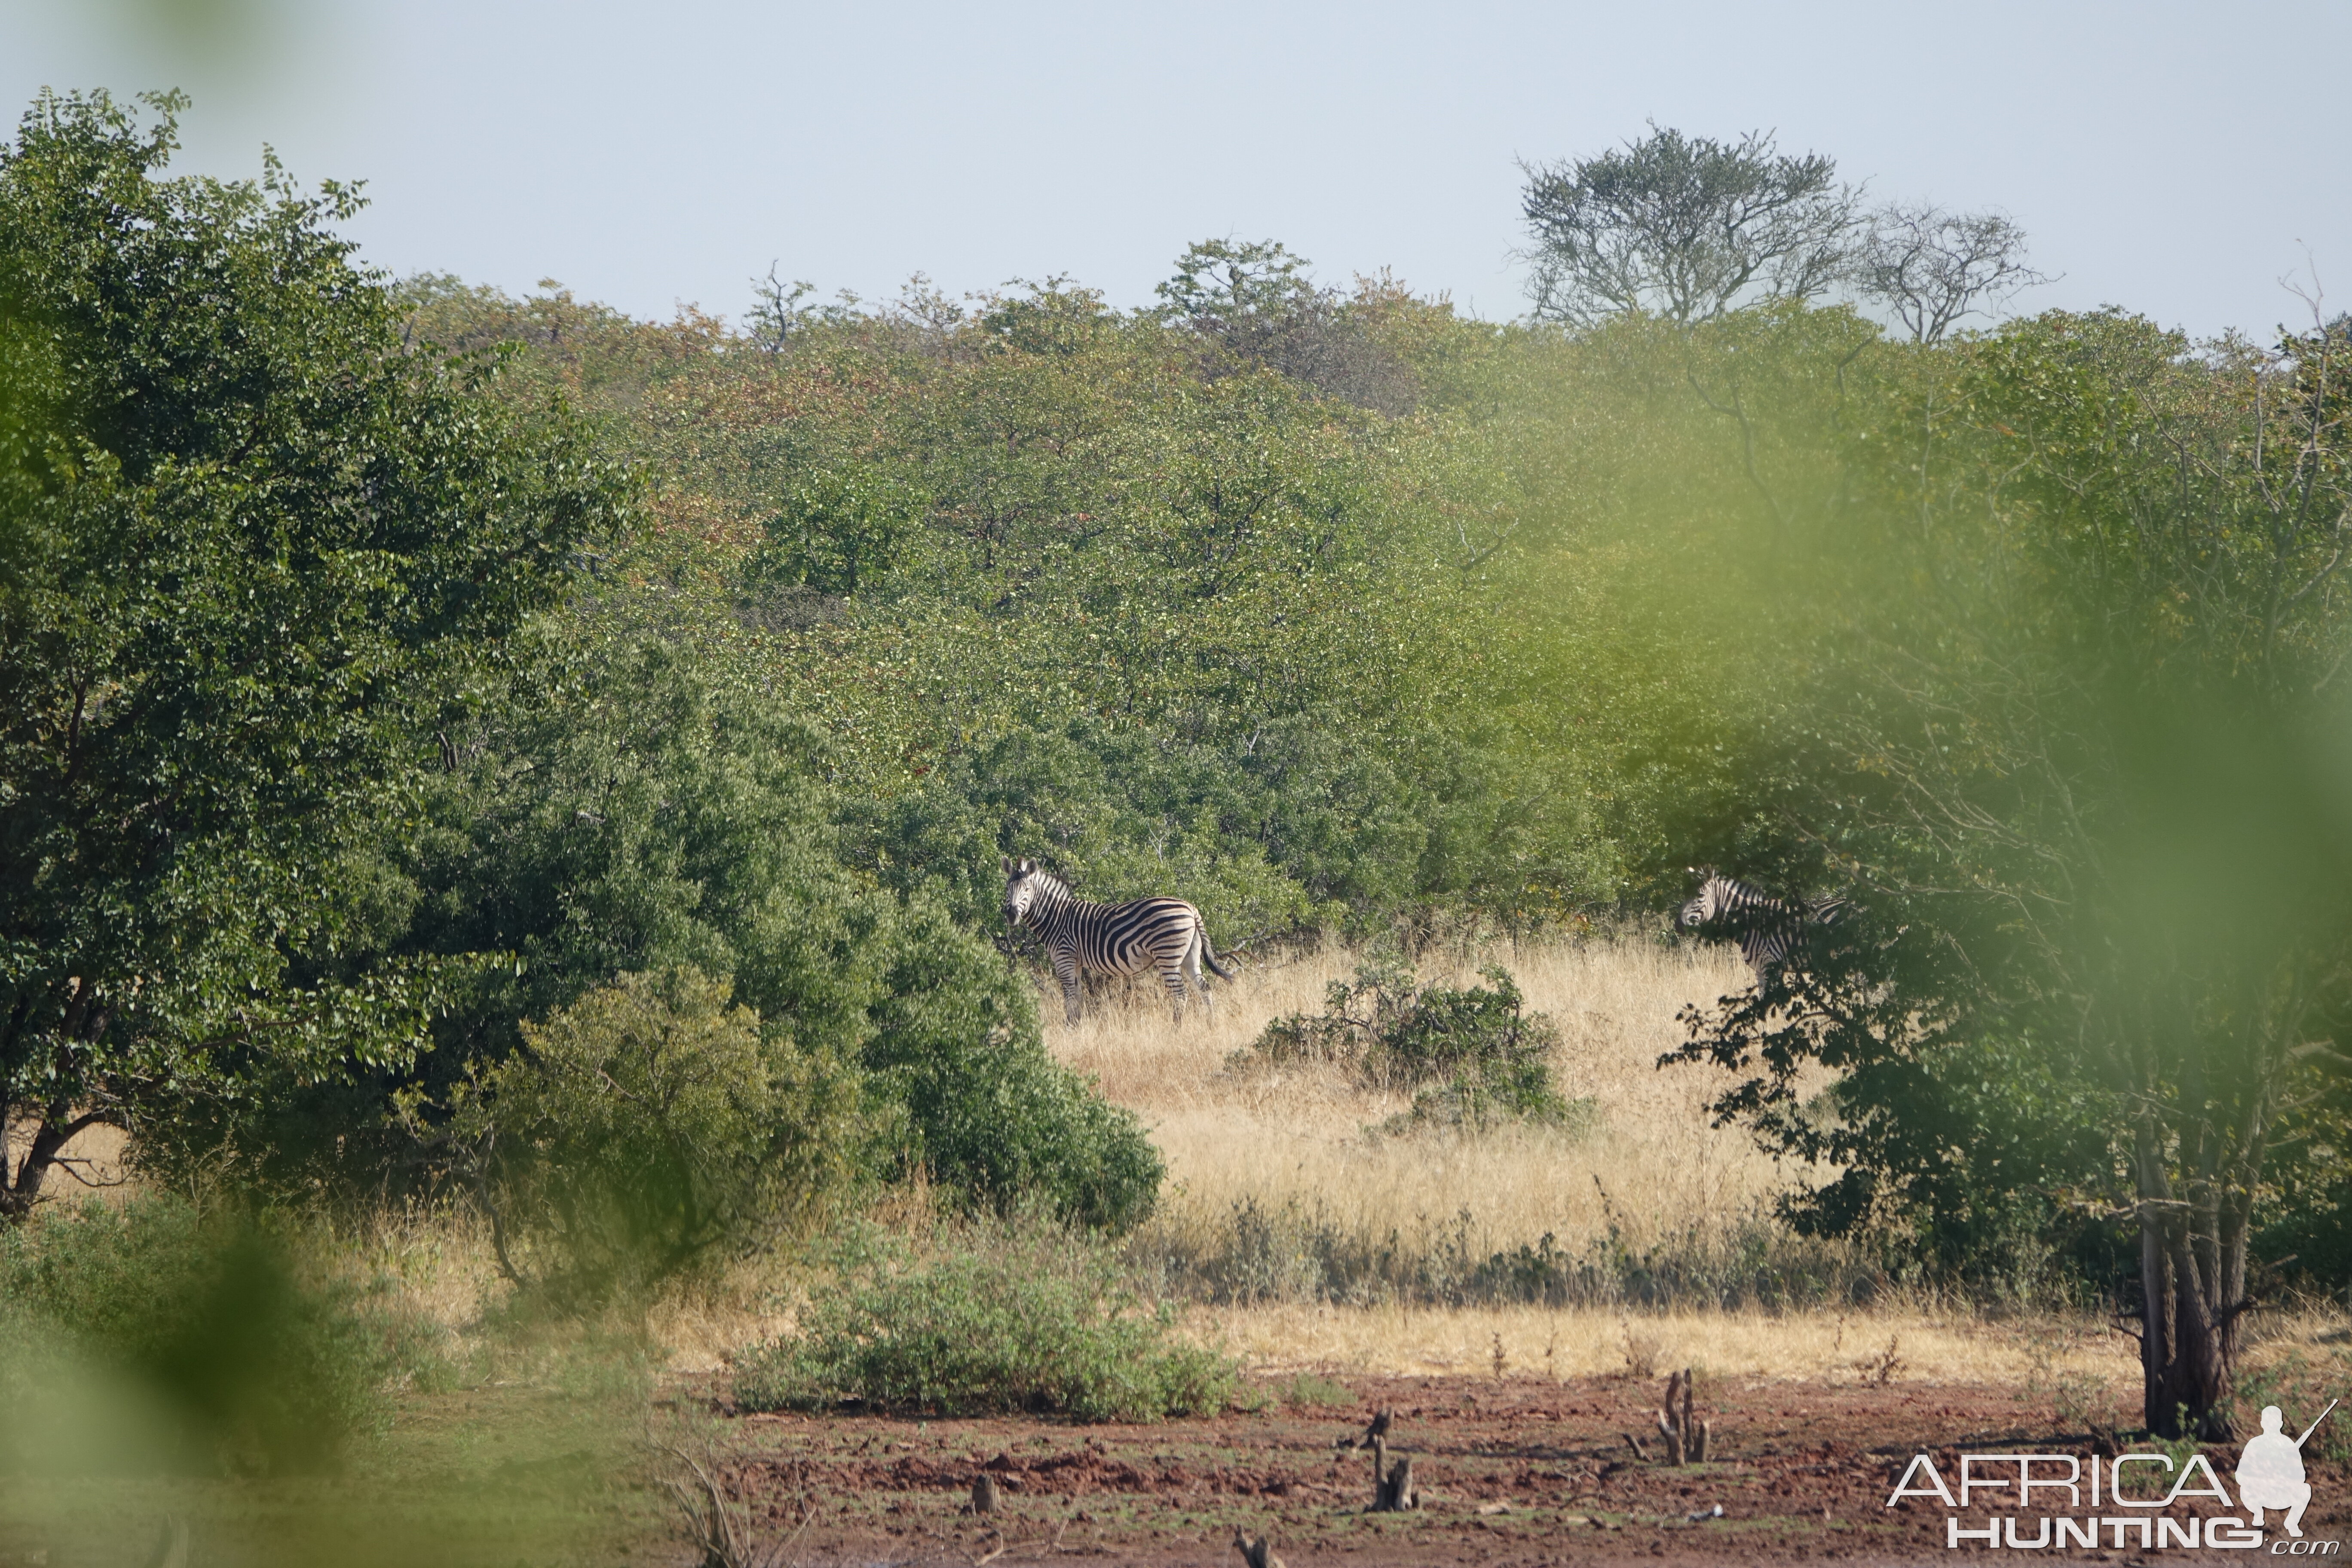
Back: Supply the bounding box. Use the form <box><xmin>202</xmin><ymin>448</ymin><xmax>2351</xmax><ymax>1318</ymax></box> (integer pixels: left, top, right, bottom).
<box><xmin>1191</xmin><ymin>1300</ymin><xmax>2113</xmax><ymax>1387</ymax></box>
<box><xmin>1057</xmin><ymin>937</ymin><xmax>1793</xmax><ymax>1279</ymax></box>
<box><xmin>1042</xmin><ymin>936</ymin><xmax>2148</xmax><ymax>1390</ymax></box>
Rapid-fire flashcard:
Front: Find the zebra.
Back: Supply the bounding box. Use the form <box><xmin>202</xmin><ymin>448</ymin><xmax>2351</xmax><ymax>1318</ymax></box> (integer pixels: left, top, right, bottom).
<box><xmin>1677</xmin><ymin>867</ymin><xmax>1853</xmax><ymax>983</ymax></box>
<box><xmin>1001</xmin><ymin>857</ymin><xmax>1235</xmax><ymax>1025</ymax></box>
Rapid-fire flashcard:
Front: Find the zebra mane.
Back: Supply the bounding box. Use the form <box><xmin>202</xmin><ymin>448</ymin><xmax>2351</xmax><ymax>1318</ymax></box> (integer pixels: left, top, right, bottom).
<box><xmin>1689</xmin><ymin>867</ymin><xmax>1772</xmax><ymax>901</ymax></box>
<box><xmin>1003</xmin><ymin>857</ymin><xmax>1075</xmax><ymax>899</ymax></box>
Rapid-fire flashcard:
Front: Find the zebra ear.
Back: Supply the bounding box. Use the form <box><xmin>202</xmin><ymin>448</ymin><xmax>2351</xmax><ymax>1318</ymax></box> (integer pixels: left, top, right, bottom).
<box><xmin>1001</xmin><ymin>856</ymin><xmax>1013</xmax><ymax>874</ymax></box>
<box><xmin>1020</xmin><ymin>858</ymin><xmax>1035</xmax><ymax>873</ymax></box>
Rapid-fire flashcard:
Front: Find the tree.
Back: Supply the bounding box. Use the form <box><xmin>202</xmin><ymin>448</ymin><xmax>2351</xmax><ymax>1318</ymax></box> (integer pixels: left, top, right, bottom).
<box><xmin>0</xmin><ymin>91</ymin><xmax>627</xmax><ymax>1217</ymax></box>
<box><xmin>1851</xmin><ymin>202</ymin><xmax>2052</xmax><ymax>342</ymax></box>
<box><xmin>1667</xmin><ymin>308</ymin><xmax>2352</xmax><ymax>1437</ymax></box>
<box><xmin>1155</xmin><ymin>237</ymin><xmax>1319</xmax><ymax>333</ymax></box>
<box><xmin>1517</xmin><ymin>126</ymin><xmax>1858</xmax><ymax>327</ymax></box>
<box><xmin>1156</xmin><ymin>238</ymin><xmax>1421</xmax><ymax>414</ymax></box>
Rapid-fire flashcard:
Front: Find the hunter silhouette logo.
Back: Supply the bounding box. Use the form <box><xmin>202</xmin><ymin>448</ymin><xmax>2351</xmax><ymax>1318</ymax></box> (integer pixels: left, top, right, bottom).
<box><xmin>2239</xmin><ymin>1400</ymin><xmax>2335</xmax><ymax>1538</ymax></box>
<box><xmin>1892</xmin><ymin>1398</ymin><xmax>2341</xmax><ymax>1551</ymax></box>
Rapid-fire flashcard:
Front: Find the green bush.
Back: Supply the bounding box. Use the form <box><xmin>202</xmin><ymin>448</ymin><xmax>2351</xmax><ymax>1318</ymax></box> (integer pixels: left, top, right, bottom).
<box><xmin>733</xmin><ymin>1226</ymin><xmax>1234</xmax><ymax>1421</ymax></box>
<box><xmin>450</xmin><ymin>965</ymin><xmax>870</xmax><ymax>1305</ymax></box>
<box><xmin>0</xmin><ymin>1197</ymin><xmax>410</xmax><ymax>1473</ymax></box>
<box><xmin>1239</xmin><ymin>961</ymin><xmax>1581</xmax><ymax>1130</ymax></box>
<box><xmin>862</xmin><ymin>904</ymin><xmax>1164</xmax><ymax>1233</ymax></box>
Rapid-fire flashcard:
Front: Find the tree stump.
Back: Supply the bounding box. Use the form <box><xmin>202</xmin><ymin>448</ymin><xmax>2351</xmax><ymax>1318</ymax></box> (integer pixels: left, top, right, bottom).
<box><xmin>1369</xmin><ymin>1434</ymin><xmax>1418</xmax><ymax>1510</ymax></box>
<box><xmin>1655</xmin><ymin>1369</ymin><xmax>1707</xmax><ymax>1464</ymax></box>
<box><xmin>1232</xmin><ymin>1528</ymin><xmax>1285</xmax><ymax>1568</ymax></box>
<box><xmin>1384</xmin><ymin>1455</ymin><xmax>1419</xmax><ymax>1510</ymax></box>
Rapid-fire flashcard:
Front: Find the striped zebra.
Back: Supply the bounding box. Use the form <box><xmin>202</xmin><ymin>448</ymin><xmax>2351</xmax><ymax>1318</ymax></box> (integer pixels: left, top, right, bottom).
<box><xmin>1677</xmin><ymin>867</ymin><xmax>1853</xmax><ymax>983</ymax></box>
<box><xmin>1001</xmin><ymin>858</ymin><xmax>1235</xmax><ymax>1025</ymax></box>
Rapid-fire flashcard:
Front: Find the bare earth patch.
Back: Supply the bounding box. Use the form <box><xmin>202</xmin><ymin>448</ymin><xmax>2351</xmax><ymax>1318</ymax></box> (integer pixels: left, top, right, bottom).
<box><xmin>683</xmin><ymin>1371</ymin><xmax>2352</xmax><ymax>1565</ymax></box>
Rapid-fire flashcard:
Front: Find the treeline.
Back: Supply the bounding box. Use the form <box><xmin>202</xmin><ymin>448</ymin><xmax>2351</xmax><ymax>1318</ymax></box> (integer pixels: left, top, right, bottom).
<box><xmin>392</xmin><ymin>251</ymin><xmax>1606</xmax><ymax>946</ymax></box>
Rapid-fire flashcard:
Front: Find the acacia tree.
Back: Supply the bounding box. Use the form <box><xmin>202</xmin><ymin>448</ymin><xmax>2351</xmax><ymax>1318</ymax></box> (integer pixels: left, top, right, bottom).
<box><xmin>1851</xmin><ymin>201</ymin><xmax>2052</xmax><ymax>342</ymax></box>
<box><xmin>1668</xmin><ymin>307</ymin><xmax>2352</xmax><ymax>1436</ymax></box>
<box><xmin>0</xmin><ymin>91</ymin><xmax>626</xmax><ymax>1216</ymax></box>
<box><xmin>1517</xmin><ymin>126</ymin><xmax>1858</xmax><ymax>327</ymax></box>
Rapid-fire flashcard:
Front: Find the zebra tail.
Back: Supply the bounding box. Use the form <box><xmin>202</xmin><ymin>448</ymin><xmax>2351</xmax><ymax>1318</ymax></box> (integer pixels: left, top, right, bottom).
<box><xmin>1199</xmin><ymin>923</ymin><xmax>1236</xmax><ymax>980</ymax></box>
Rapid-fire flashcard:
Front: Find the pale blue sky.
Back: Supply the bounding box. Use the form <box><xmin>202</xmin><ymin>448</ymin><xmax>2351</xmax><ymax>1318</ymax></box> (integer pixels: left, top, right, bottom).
<box><xmin>6</xmin><ymin>0</ymin><xmax>2347</xmax><ymax>340</ymax></box>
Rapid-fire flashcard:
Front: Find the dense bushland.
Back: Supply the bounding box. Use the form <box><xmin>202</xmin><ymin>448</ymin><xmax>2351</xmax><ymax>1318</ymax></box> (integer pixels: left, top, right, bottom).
<box><xmin>9</xmin><ymin>88</ymin><xmax>2352</xmax><ymax>1446</ymax></box>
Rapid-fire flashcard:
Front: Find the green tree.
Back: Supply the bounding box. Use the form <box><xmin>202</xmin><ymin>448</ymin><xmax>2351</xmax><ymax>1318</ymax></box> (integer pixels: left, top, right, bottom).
<box><xmin>747</xmin><ymin>466</ymin><xmax>923</xmax><ymax>596</ymax></box>
<box><xmin>0</xmin><ymin>91</ymin><xmax>627</xmax><ymax>1217</ymax></box>
<box><xmin>1518</xmin><ymin>126</ymin><xmax>1857</xmax><ymax>326</ymax></box>
<box><xmin>1663</xmin><ymin>308</ymin><xmax>2352</xmax><ymax>1436</ymax></box>
<box><xmin>140</xmin><ymin>631</ymin><xmax>1166</xmax><ymax>1234</ymax></box>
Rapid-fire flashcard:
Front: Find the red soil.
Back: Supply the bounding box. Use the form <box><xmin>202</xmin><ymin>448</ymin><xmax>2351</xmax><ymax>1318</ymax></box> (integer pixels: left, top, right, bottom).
<box><xmin>676</xmin><ymin>1372</ymin><xmax>2352</xmax><ymax>1565</ymax></box>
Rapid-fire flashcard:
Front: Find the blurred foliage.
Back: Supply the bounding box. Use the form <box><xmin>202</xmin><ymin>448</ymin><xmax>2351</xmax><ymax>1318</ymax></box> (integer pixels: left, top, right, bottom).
<box><xmin>445</xmin><ymin>967</ymin><xmax>869</xmax><ymax>1307</ymax></box>
<box><xmin>0</xmin><ymin>1196</ymin><xmax>434</xmax><ymax>1474</ymax></box>
<box><xmin>1615</xmin><ymin>301</ymin><xmax>2352</xmax><ymax>1431</ymax></box>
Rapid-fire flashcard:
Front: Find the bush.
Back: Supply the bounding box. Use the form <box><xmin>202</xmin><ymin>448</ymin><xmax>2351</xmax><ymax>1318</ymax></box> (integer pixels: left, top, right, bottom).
<box><xmin>862</xmin><ymin>904</ymin><xmax>1164</xmax><ymax>1233</ymax></box>
<box><xmin>0</xmin><ymin>1197</ymin><xmax>408</xmax><ymax>1473</ymax></box>
<box><xmin>733</xmin><ymin>1225</ymin><xmax>1234</xmax><ymax>1421</ymax></box>
<box><xmin>1238</xmin><ymin>961</ymin><xmax>1582</xmax><ymax>1130</ymax></box>
<box><xmin>149</xmin><ymin>642</ymin><xmax>1164</xmax><ymax>1244</ymax></box>
<box><xmin>450</xmin><ymin>965</ymin><xmax>870</xmax><ymax>1305</ymax></box>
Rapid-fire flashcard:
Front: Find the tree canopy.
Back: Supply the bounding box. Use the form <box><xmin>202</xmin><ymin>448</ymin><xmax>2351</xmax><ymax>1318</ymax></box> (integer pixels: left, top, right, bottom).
<box><xmin>0</xmin><ymin>90</ymin><xmax>628</xmax><ymax>1215</ymax></box>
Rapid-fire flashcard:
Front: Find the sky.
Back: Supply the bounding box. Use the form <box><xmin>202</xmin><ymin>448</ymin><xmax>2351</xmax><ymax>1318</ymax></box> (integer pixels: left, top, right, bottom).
<box><xmin>4</xmin><ymin>0</ymin><xmax>2347</xmax><ymax>340</ymax></box>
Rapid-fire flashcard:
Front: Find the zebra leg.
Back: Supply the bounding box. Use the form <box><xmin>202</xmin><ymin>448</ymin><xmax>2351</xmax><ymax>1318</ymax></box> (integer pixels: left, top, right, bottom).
<box><xmin>1161</xmin><ymin>959</ymin><xmax>1188</xmax><ymax>1024</ymax></box>
<box><xmin>1054</xmin><ymin>952</ymin><xmax>1083</xmax><ymax>1026</ymax></box>
<box><xmin>1183</xmin><ymin>932</ymin><xmax>1215</xmax><ymax>1020</ymax></box>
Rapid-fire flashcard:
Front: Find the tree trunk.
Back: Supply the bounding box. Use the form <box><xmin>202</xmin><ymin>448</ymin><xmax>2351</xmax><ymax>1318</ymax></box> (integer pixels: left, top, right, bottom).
<box><xmin>1</xmin><ymin>1097</ymin><xmax>91</xmax><ymax>1224</ymax></box>
<box><xmin>2135</xmin><ymin>1118</ymin><xmax>2244</xmax><ymax>1440</ymax></box>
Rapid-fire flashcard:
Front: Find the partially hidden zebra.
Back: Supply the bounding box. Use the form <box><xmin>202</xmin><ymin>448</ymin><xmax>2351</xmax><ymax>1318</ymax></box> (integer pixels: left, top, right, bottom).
<box><xmin>1677</xmin><ymin>867</ymin><xmax>1853</xmax><ymax>984</ymax></box>
<box><xmin>1001</xmin><ymin>858</ymin><xmax>1235</xmax><ymax>1025</ymax></box>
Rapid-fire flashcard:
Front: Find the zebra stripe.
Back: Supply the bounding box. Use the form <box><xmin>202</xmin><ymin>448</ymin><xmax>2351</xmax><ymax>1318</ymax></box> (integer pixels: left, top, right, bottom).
<box><xmin>1002</xmin><ymin>858</ymin><xmax>1235</xmax><ymax>1025</ymax></box>
<box><xmin>1677</xmin><ymin>867</ymin><xmax>1851</xmax><ymax>983</ymax></box>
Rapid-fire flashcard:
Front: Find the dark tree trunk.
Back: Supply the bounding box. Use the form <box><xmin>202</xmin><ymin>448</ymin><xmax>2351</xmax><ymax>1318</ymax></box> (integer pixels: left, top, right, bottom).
<box><xmin>2135</xmin><ymin>1116</ymin><xmax>2246</xmax><ymax>1440</ymax></box>
<box><xmin>3</xmin><ymin>1098</ymin><xmax>81</xmax><ymax>1223</ymax></box>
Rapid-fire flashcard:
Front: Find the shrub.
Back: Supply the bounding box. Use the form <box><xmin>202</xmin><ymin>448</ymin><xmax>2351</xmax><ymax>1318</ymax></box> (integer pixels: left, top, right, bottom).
<box><xmin>450</xmin><ymin>965</ymin><xmax>870</xmax><ymax>1305</ymax></box>
<box><xmin>733</xmin><ymin>1225</ymin><xmax>1234</xmax><ymax>1421</ymax></box>
<box><xmin>0</xmin><ymin>1197</ymin><xmax>405</xmax><ymax>1473</ymax></box>
<box><xmin>1237</xmin><ymin>961</ymin><xmax>1581</xmax><ymax>1131</ymax></box>
<box><xmin>863</xmin><ymin>905</ymin><xmax>1164</xmax><ymax>1233</ymax></box>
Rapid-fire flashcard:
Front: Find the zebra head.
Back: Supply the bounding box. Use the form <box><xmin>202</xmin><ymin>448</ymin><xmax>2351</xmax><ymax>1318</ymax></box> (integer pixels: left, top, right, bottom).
<box><xmin>1678</xmin><ymin>866</ymin><xmax>1724</xmax><ymax>928</ymax></box>
<box><xmin>1001</xmin><ymin>857</ymin><xmax>1050</xmax><ymax>928</ymax></box>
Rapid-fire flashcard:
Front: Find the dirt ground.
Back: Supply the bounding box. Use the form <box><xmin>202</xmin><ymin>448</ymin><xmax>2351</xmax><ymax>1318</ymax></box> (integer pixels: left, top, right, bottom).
<box><xmin>666</xmin><ymin>1372</ymin><xmax>2352</xmax><ymax>1566</ymax></box>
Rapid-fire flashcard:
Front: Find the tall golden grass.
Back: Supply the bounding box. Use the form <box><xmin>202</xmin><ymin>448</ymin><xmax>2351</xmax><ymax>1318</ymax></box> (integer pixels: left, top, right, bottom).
<box><xmin>1043</xmin><ymin>936</ymin><xmax>2175</xmax><ymax>1390</ymax></box>
<box><xmin>1058</xmin><ymin>937</ymin><xmax>1792</xmax><ymax>1283</ymax></box>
